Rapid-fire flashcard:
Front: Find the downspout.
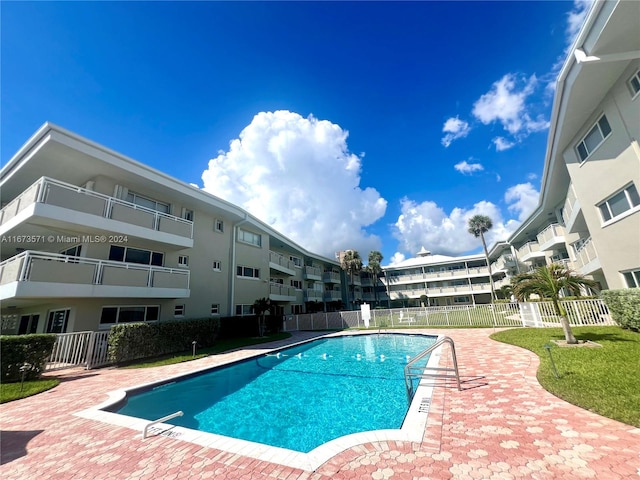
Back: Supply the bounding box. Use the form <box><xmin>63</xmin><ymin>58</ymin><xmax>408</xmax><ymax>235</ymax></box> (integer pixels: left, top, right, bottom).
<box><xmin>229</xmin><ymin>213</ymin><xmax>249</xmax><ymax>316</ymax></box>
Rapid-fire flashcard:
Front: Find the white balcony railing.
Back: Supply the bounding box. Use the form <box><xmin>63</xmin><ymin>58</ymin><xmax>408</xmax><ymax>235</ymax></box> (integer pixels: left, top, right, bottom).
<box><xmin>303</xmin><ymin>265</ymin><xmax>322</xmax><ymax>279</ymax></box>
<box><xmin>269</xmin><ymin>282</ymin><xmax>295</xmax><ymax>298</ymax></box>
<box><xmin>0</xmin><ymin>177</ymin><xmax>193</xmax><ymax>239</ymax></box>
<box><xmin>269</xmin><ymin>251</ymin><xmax>296</xmax><ymax>273</ymax></box>
<box><xmin>322</xmin><ymin>271</ymin><xmax>341</xmax><ymax>283</ymax></box>
<box><xmin>0</xmin><ymin>251</ymin><xmax>190</xmax><ymax>292</ymax></box>
<box><xmin>323</xmin><ymin>290</ymin><xmax>342</xmax><ymax>301</ymax></box>
<box><xmin>303</xmin><ymin>289</ymin><xmax>323</xmax><ymax>301</ymax></box>
<box><xmin>573</xmin><ymin>238</ymin><xmax>599</xmax><ymax>270</ymax></box>
<box><xmin>537</xmin><ymin>223</ymin><xmax>566</xmax><ymax>251</ymax></box>
<box><xmin>562</xmin><ymin>183</ymin><xmax>578</xmax><ymax>226</ymax></box>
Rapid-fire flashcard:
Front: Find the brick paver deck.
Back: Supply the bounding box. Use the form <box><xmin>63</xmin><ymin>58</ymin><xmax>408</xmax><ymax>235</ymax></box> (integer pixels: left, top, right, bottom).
<box><xmin>1</xmin><ymin>329</ymin><xmax>639</xmax><ymax>479</ymax></box>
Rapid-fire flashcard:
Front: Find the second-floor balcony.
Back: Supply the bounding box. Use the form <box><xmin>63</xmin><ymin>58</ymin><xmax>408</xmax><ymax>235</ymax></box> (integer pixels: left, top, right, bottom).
<box><xmin>269</xmin><ymin>282</ymin><xmax>296</xmax><ymax>301</ymax></box>
<box><xmin>303</xmin><ymin>265</ymin><xmax>322</xmax><ymax>281</ymax></box>
<box><xmin>269</xmin><ymin>251</ymin><xmax>296</xmax><ymax>276</ymax></box>
<box><xmin>0</xmin><ymin>250</ymin><xmax>190</xmax><ymax>301</ymax></box>
<box><xmin>303</xmin><ymin>289</ymin><xmax>323</xmax><ymax>302</ymax></box>
<box><xmin>491</xmin><ymin>254</ymin><xmax>516</xmax><ymax>273</ymax></box>
<box><xmin>323</xmin><ymin>290</ymin><xmax>342</xmax><ymax>302</ymax></box>
<box><xmin>517</xmin><ymin>241</ymin><xmax>546</xmax><ymax>263</ymax></box>
<box><xmin>0</xmin><ymin>177</ymin><xmax>193</xmax><ymax>248</ymax></box>
<box><xmin>537</xmin><ymin>224</ymin><xmax>566</xmax><ymax>252</ymax></box>
<box><xmin>572</xmin><ymin>238</ymin><xmax>601</xmax><ymax>275</ymax></box>
<box><xmin>322</xmin><ymin>271</ymin><xmax>341</xmax><ymax>284</ymax></box>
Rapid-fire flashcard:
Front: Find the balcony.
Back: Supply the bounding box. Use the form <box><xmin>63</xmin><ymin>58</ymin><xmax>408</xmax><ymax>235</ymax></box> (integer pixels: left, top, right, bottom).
<box><xmin>0</xmin><ymin>251</ymin><xmax>190</xmax><ymax>301</ymax></box>
<box><xmin>537</xmin><ymin>224</ymin><xmax>566</xmax><ymax>252</ymax></box>
<box><xmin>323</xmin><ymin>290</ymin><xmax>342</xmax><ymax>302</ymax></box>
<box><xmin>269</xmin><ymin>282</ymin><xmax>296</xmax><ymax>301</ymax></box>
<box><xmin>269</xmin><ymin>251</ymin><xmax>295</xmax><ymax>276</ymax></box>
<box><xmin>572</xmin><ymin>238</ymin><xmax>601</xmax><ymax>275</ymax></box>
<box><xmin>303</xmin><ymin>265</ymin><xmax>322</xmax><ymax>281</ymax></box>
<box><xmin>360</xmin><ymin>276</ymin><xmax>374</xmax><ymax>287</ymax></box>
<box><xmin>517</xmin><ymin>242</ymin><xmax>546</xmax><ymax>263</ymax></box>
<box><xmin>0</xmin><ymin>177</ymin><xmax>193</xmax><ymax>248</ymax></box>
<box><xmin>303</xmin><ymin>289</ymin><xmax>323</xmax><ymax>302</ymax></box>
<box><xmin>492</xmin><ymin>254</ymin><xmax>516</xmax><ymax>273</ymax></box>
<box><xmin>426</xmin><ymin>283</ymin><xmax>491</xmax><ymax>297</ymax></box>
<box><xmin>348</xmin><ymin>275</ymin><xmax>361</xmax><ymax>286</ymax></box>
<box><xmin>322</xmin><ymin>271</ymin><xmax>341</xmax><ymax>284</ymax></box>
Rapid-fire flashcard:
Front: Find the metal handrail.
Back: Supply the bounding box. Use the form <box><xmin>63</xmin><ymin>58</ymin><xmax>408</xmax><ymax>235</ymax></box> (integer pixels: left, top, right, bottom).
<box><xmin>142</xmin><ymin>411</ymin><xmax>184</xmax><ymax>439</ymax></box>
<box><xmin>404</xmin><ymin>336</ymin><xmax>461</xmax><ymax>400</ymax></box>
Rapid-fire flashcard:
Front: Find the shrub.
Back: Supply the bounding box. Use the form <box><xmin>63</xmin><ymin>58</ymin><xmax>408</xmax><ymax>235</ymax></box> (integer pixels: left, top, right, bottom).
<box><xmin>108</xmin><ymin>318</ymin><xmax>220</xmax><ymax>364</ymax></box>
<box><xmin>601</xmin><ymin>288</ymin><xmax>640</xmax><ymax>331</ymax></box>
<box><xmin>218</xmin><ymin>315</ymin><xmax>282</xmax><ymax>339</ymax></box>
<box><xmin>0</xmin><ymin>334</ymin><xmax>57</xmax><ymax>382</ymax></box>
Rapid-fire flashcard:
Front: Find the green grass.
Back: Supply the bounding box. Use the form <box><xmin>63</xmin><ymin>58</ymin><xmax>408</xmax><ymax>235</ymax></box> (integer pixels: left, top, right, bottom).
<box><xmin>122</xmin><ymin>332</ymin><xmax>292</xmax><ymax>368</ymax></box>
<box><xmin>1</xmin><ymin>378</ymin><xmax>60</xmax><ymax>404</ymax></box>
<box><xmin>490</xmin><ymin>326</ymin><xmax>640</xmax><ymax>427</ymax></box>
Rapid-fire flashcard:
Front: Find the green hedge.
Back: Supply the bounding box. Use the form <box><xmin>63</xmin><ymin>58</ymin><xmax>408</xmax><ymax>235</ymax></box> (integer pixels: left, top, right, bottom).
<box><xmin>108</xmin><ymin>318</ymin><xmax>220</xmax><ymax>364</ymax></box>
<box><xmin>0</xmin><ymin>334</ymin><xmax>57</xmax><ymax>382</ymax></box>
<box><xmin>601</xmin><ymin>288</ymin><xmax>640</xmax><ymax>331</ymax></box>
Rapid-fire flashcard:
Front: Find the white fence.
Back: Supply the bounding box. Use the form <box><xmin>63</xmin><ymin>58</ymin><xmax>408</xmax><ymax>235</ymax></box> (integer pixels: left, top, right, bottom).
<box><xmin>44</xmin><ymin>300</ymin><xmax>614</xmax><ymax>370</ymax></box>
<box><xmin>46</xmin><ymin>330</ymin><xmax>111</xmax><ymax>371</ymax></box>
<box><xmin>283</xmin><ymin>299</ymin><xmax>616</xmax><ymax>331</ymax></box>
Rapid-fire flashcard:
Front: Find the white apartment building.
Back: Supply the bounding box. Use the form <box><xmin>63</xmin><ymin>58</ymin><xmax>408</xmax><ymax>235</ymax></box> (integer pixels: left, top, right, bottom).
<box><xmin>0</xmin><ymin>123</ymin><xmax>345</xmax><ymax>335</ymax></box>
<box><xmin>499</xmin><ymin>0</ymin><xmax>640</xmax><ymax>290</ymax></box>
<box><xmin>381</xmin><ymin>247</ymin><xmax>501</xmax><ymax>307</ymax></box>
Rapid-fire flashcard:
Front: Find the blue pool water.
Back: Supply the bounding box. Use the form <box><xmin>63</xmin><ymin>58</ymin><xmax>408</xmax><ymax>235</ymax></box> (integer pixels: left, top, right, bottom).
<box><xmin>116</xmin><ymin>333</ymin><xmax>436</xmax><ymax>452</ymax></box>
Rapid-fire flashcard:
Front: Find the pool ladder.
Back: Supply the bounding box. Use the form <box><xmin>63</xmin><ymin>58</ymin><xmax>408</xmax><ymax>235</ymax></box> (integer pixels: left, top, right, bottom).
<box><xmin>404</xmin><ymin>336</ymin><xmax>461</xmax><ymax>400</ymax></box>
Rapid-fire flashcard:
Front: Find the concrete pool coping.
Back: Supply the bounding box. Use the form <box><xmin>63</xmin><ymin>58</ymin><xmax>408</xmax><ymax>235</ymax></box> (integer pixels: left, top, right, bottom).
<box><xmin>75</xmin><ymin>330</ymin><xmax>442</xmax><ymax>471</ymax></box>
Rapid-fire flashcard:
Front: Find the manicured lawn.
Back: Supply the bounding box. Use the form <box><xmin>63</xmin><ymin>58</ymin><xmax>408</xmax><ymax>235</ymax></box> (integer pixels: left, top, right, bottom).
<box><xmin>491</xmin><ymin>326</ymin><xmax>640</xmax><ymax>427</ymax></box>
<box><xmin>122</xmin><ymin>332</ymin><xmax>292</xmax><ymax>368</ymax></box>
<box><xmin>1</xmin><ymin>379</ymin><xmax>60</xmax><ymax>404</ymax></box>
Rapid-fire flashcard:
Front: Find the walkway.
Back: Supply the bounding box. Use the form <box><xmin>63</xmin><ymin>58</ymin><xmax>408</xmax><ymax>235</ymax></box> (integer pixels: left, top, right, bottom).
<box><xmin>1</xmin><ymin>329</ymin><xmax>639</xmax><ymax>479</ymax></box>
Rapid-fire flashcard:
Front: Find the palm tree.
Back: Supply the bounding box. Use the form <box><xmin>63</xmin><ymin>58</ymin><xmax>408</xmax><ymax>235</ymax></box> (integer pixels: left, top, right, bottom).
<box><xmin>252</xmin><ymin>297</ymin><xmax>271</xmax><ymax>337</ymax></box>
<box><xmin>366</xmin><ymin>250</ymin><xmax>383</xmax><ymax>307</ymax></box>
<box><xmin>511</xmin><ymin>263</ymin><xmax>598</xmax><ymax>344</ymax></box>
<box><xmin>467</xmin><ymin>214</ymin><xmax>496</xmax><ymax>301</ymax></box>
<box><xmin>340</xmin><ymin>250</ymin><xmax>363</xmax><ymax>310</ymax></box>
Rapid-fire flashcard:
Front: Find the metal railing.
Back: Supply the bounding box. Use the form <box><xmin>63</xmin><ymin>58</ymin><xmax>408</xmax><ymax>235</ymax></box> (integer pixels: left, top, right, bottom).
<box><xmin>0</xmin><ymin>176</ymin><xmax>193</xmax><ymax>238</ymax></box>
<box><xmin>0</xmin><ymin>250</ymin><xmax>190</xmax><ymax>289</ymax></box>
<box><xmin>404</xmin><ymin>336</ymin><xmax>461</xmax><ymax>400</ymax></box>
<box><xmin>281</xmin><ymin>299</ymin><xmax>615</xmax><ymax>331</ymax></box>
<box><xmin>143</xmin><ymin>411</ymin><xmax>184</xmax><ymax>439</ymax></box>
<box><xmin>269</xmin><ymin>251</ymin><xmax>296</xmax><ymax>271</ymax></box>
<box><xmin>46</xmin><ymin>330</ymin><xmax>111</xmax><ymax>371</ymax></box>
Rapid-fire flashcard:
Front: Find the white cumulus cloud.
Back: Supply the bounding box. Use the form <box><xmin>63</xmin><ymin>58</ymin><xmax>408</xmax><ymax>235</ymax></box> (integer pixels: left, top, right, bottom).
<box><xmin>201</xmin><ymin>110</ymin><xmax>387</xmax><ymax>258</ymax></box>
<box><xmin>441</xmin><ymin>116</ymin><xmax>471</xmax><ymax>147</ymax></box>
<box><xmin>472</xmin><ymin>74</ymin><xmax>549</xmax><ymax>137</ymax></box>
<box><xmin>454</xmin><ymin>160</ymin><xmax>484</xmax><ymax>175</ymax></box>
<box><xmin>392</xmin><ymin>182</ymin><xmax>541</xmax><ymax>257</ymax></box>
<box><xmin>493</xmin><ymin>136</ymin><xmax>516</xmax><ymax>152</ymax></box>
<box><xmin>566</xmin><ymin>0</ymin><xmax>594</xmax><ymax>48</ymax></box>
<box><xmin>505</xmin><ymin>183</ymin><xmax>540</xmax><ymax>221</ymax></box>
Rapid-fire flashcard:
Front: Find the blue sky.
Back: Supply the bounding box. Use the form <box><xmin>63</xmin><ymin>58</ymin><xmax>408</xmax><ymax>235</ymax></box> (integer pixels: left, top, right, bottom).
<box><xmin>1</xmin><ymin>1</ymin><xmax>593</xmax><ymax>265</ymax></box>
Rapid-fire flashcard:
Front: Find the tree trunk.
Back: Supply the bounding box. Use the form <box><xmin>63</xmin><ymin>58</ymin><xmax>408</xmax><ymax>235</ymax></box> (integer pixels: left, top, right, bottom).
<box><xmin>480</xmin><ymin>232</ymin><xmax>496</xmax><ymax>302</ymax></box>
<box><xmin>554</xmin><ymin>299</ymin><xmax>577</xmax><ymax>344</ymax></box>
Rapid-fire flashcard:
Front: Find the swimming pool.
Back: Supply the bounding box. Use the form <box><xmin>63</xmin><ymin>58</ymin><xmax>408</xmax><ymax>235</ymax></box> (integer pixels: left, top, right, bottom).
<box><xmin>112</xmin><ymin>333</ymin><xmax>437</xmax><ymax>453</ymax></box>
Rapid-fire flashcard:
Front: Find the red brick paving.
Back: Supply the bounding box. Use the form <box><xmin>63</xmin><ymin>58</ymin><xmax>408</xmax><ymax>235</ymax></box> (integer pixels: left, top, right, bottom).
<box><xmin>1</xmin><ymin>329</ymin><xmax>639</xmax><ymax>479</ymax></box>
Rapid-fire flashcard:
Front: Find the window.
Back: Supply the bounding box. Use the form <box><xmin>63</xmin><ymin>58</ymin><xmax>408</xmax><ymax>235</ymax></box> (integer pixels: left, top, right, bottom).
<box><xmin>238</xmin><ymin>228</ymin><xmax>262</xmax><ymax>247</ymax></box>
<box><xmin>235</xmin><ymin>304</ymin><xmax>254</xmax><ymax>316</ymax></box>
<box><xmin>453</xmin><ymin>296</ymin><xmax>470</xmax><ymax>304</ymax></box>
<box><xmin>60</xmin><ymin>245</ymin><xmax>82</xmax><ymax>257</ymax></box>
<box><xmin>628</xmin><ymin>69</ymin><xmax>640</xmax><ymax>97</ymax></box>
<box><xmin>289</xmin><ymin>256</ymin><xmax>302</xmax><ymax>267</ymax></box>
<box><xmin>598</xmin><ymin>183</ymin><xmax>640</xmax><ymax>222</ymax></box>
<box><xmin>125</xmin><ymin>192</ymin><xmax>170</xmax><ymax>213</ymax></box>
<box><xmin>237</xmin><ymin>266</ymin><xmax>260</xmax><ymax>278</ymax></box>
<box><xmin>212</xmin><ymin>260</ymin><xmax>221</xmax><ymax>271</ymax></box>
<box><xmin>215</xmin><ymin>219</ymin><xmax>224</xmax><ymax>233</ymax></box>
<box><xmin>623</xmin><ymin>269</ymin><xmax>640</xmax><ymax>288</ymax></box>
<box><xmin>182</xmin><ymin>208</ymin><xmax>194</xmax><ymax>221</ymax></box>
<box><xmin>292</xmin><ymin>304</ymin><xmax>303</xmax><ymax>314</ymax></box>
<box><xmin>576</xmin><ymin>114</ymin><xmax>612</xmax><ymax>161</ymax></box>
<box><xmin>211</xmin><ymin>304</ymin><xmax>220</xmax><ymax>315</ymax></box>
<box><xmin>174</xmin><ymin>304</ymin><xmax>185</xmax><ymax>317</ymax></box>
<box><xmin>178</xmin><ymin>255</ymin><xmax>189</xmax><ymax>267</ymax></box>
<box><xmin>271</xmin><ymin>277</ymin><xmax>284</xmax><ymax>284</ymax></box>
<box><xmin>291</xmin><ymin>280</ymin><xmax>303</xmax><ymax>290</ymax></box>
<box><xmin>109</xmin><ymin>245</ymin><xmax>164</xmax><ymax>266</ymax></box>
<box><xmin>100</xmin><ymin>306</ymin><xmax>159</xmax><ymax>326</ymax></box>
<box><xmin>46</xmin><ymin>309</ymin><xmax>70</xmax><ymax>333</ymax></box>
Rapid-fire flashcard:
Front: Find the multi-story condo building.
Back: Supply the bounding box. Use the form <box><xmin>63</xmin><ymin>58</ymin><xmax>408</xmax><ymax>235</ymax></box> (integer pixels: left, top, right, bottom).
<box><xmin>381</xmin><ymin>247</ymin><xmax>503</xmax><ymax>307</ymax></box>
<box><xmin>0</xmin><ymin>123</ymin><xmax>346</xmax><ymax>334</ymax></box>
<box><xmin>498</xmin><ymin>0</ymin><xmax>640</xmax><ymax>290</ymax></box>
